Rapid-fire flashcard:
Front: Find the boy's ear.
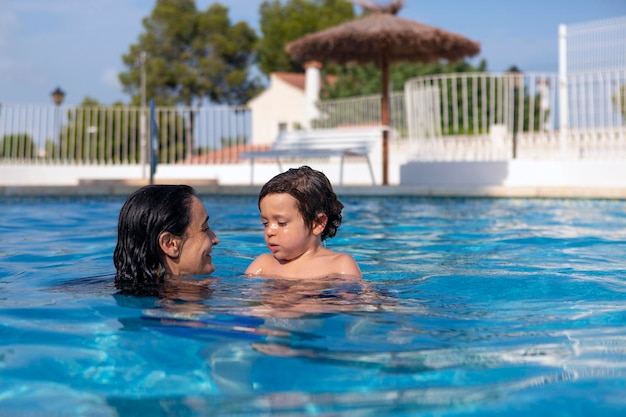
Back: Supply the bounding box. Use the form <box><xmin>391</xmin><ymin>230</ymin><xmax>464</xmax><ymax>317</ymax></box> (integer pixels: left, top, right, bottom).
<box><xmin>312</xmin><ymin>213</ymin><xmax>328</xmax><ymax>236</ymax></box>
<box><xmin>159</xmin><ymin>231</ymin><xmax>181</xmax><ymax>258</ymax></box>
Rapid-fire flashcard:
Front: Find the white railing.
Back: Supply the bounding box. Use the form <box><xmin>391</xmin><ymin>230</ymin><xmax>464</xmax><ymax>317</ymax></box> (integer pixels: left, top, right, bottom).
<box><xmin>568</xmin><ymin>70</ymin><xmax>626</xmax><ymax>130</ymax></box>
<box><xmin>404</xmin><ymin>70</ymin><xmax>626</xmax><ymax>160</ymax></box>
<box><xmin>4</xmin><ymin>69</ymin><xmax>626</xmax><ymax>166</ymax></box>
<box><xmin>0</xmin><ymin>104</ymin><xmax>252</xmax><ymax>165</ymax></box>
<box><xmin>408</xmin><ymin>72</ymin><xmax>559</xmax><ymax>135</ymax></box>
<box><xmin>313</xmin><ymin>92</ymin><xmax>406</xmax><ymax>134</ymax></box>
<box><xmin>152</xmin><ymin>105</ymin><xmax>252</xmax><ymax>164</ymax></box>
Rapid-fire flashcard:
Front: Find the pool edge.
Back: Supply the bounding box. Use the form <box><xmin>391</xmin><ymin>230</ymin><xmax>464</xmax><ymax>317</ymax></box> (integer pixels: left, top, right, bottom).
<box><xmin>2</xmin><ymin>183</ymin><xmax>626</xmax><ymax>199</ymax></box>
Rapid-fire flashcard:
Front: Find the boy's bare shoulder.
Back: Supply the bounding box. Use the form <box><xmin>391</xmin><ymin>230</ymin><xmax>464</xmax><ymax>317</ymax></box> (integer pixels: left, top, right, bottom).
<box><xmin>325</xmin><ymin>251</ymin><xmax>361</xmax><ymax>278</ymax></box>
<box><xmin>245</xmin><ymin>253</ymin><xmax>276</xmax><ymax>276</ymax></box>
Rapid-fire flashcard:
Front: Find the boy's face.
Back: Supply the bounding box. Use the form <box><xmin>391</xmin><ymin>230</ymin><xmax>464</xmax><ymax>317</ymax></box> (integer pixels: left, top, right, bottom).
<box><xmin>259</xmin><ymin>193</ymin><xmax>319</xmax><ymax>263</ymax></box>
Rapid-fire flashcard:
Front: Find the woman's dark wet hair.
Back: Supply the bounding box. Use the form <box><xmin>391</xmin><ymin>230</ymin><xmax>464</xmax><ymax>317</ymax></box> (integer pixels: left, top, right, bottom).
<box><xmin>113</xmin><ymin>184</ymin><xmax>196</xmax><ymax>295</ymax></box>
<box><xmin>258</xmin><ymin>165</ymin><xmax>343</xmax><ymax>241</ymax></box>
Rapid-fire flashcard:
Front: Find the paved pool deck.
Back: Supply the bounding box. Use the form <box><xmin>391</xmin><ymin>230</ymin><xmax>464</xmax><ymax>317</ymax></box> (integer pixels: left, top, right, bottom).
<box><xmin>2</xmin><ymin>180</ymin><xmax>626</xmax><ymax>199</ymax></box>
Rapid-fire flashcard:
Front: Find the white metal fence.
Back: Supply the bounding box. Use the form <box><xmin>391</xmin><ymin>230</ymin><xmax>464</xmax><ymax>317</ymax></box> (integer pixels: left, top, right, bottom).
<box><xmin>405</xmin><ymin>72</ymin><xmax>557</xmax><ymax>136</ymax></box>
<box><xmin>564</xmin><ymin>15</ymin><xmax>626</xmax><ymax>74</ymax></box>
<box><xmin>403</xmin><ymin>70</ymin><xmax>626</xmax><ymax>160</ymax></box>
<box><xmin>0</xmin><ymin>104</ymin><xmax>252</xmax><ymax>165</ymax></box>
<box><xmin>4</xmin><ymin>67</ymin><xmax>626</xmax><ymax>165</ymax></box>
<box><xmin>313</xmin><ymin>92</ymin><xmax>406</xmax><ymax>134</ymax></box>
<box><xmin>568</xmin><ymin>70</ymin><xmax>626</xmax><ymax>130</ymax></box>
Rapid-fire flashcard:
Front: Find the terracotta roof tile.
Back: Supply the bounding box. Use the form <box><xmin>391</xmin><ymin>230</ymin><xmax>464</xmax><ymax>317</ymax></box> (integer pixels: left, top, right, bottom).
<box><xmin>274</xmin><ymin>72</ymin><xmax>306</xmax><ymax>90</ymax></box>
<box><xmin>273</xmin><ymin>72</ymin><xmax>338</xmax><ymax>91</ymax></box>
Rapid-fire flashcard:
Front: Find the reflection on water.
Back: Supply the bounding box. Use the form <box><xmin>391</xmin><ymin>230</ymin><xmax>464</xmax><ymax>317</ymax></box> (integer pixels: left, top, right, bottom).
<box><xmin>106</xmin><ymin>273</ymin><xmax>626</xmax><ymax>415</ymax></box>
<box><xmin>3</xmin><ymin>196</ymin><xmax>626</xmax><ymax>415</ymax></box>
<box><xmin>134</xmin><ymin>276</ymin><xmax>394</xmax><ymax>343</ymax></box>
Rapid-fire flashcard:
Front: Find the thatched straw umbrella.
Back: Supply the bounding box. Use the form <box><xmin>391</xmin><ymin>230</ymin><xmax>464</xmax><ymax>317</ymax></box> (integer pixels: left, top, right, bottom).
<box><xmin>286</xmin><ymin>0</ymin><xmax>480</xmax><ymax>185</ymax></box>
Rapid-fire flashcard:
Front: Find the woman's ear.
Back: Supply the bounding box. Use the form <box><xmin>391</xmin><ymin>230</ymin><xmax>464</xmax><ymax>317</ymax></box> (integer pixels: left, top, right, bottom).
<box><xmin>159</xmin><ymin>231</ymin><xmax>181</xmax><ymax>258</ymax></box>
<box><xmin>312</xmin><ymin>213</ymin><xmax>328</xmax><ymax>236</ymax></box>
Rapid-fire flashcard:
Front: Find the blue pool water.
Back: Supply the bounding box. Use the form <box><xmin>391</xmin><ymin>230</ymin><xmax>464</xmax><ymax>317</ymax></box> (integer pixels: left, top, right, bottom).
<box><xmin>1</xmin><ymin>194</ymin><xmax>626</xmax><ymax>416</ymax></box>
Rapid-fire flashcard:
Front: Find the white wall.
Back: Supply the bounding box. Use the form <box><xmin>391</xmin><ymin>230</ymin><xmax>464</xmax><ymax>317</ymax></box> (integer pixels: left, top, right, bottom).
<box><xmin>399</xmin><ymin>159</ymin><xmax>626</xmax><ymax>189</ymax></box>
<box><xmin>247</xmin><ymin>74</ymin><xmax>307</xmax><ymax>145</ymax></box>
<box><xmin>1</xmin><ymin>165</ymin><xmax>145</xmax><ymax>186</ymax></box>
<box><xmin>304</xmin><ymin>62</ymin><xmax>321</xmax><ymax>129</ymax></box>
<box><xmin>0</xmin><ymin>158</ymin><xmax>386</xmax><ymax>187</ymax></box>
<box><xmin>4</xmin><ymin>158</ymin><xmax>626</xmax><ymax>192</ymax></box>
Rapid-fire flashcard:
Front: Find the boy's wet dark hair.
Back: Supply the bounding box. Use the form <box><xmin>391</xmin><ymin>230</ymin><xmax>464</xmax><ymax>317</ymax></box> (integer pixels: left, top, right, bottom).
<box><xmin>113</xmin><ymin>184</ymin><xmax>195</xmax><ymax>294</ymax></box>
<box><xmin>258</xmin><ymin>166</ymin><xmax>343</xmax><ymax>241</ymax></box>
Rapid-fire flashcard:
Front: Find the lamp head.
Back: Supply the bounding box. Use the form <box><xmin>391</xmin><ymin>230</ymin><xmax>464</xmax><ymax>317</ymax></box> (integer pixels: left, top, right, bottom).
<box><xmin>51</xmin><ymin>87</ymin><xmax>65</xmax><ymax>106</ymax></box>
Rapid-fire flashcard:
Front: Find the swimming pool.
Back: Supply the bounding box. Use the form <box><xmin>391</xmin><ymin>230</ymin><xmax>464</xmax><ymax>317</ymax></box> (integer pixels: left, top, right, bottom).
<box><xmin>1</xmin><ymin>194</ymin><xmax>626</xmax><ymax>416</ymax></box>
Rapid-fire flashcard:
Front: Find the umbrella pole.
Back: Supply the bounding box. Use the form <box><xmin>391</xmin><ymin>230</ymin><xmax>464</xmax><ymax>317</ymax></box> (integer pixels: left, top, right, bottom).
<box><xmin>381</xmin><ymin>48</ymin><xmax>390</xmax><ymax>185</ymax></box>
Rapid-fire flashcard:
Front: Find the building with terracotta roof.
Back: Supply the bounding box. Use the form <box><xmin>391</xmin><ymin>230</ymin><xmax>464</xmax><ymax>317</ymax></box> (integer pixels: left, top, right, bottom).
<box><xmin>247</xmin><ymin>62</ymin><xmax>332</xmax><ymax>145</ymax></box>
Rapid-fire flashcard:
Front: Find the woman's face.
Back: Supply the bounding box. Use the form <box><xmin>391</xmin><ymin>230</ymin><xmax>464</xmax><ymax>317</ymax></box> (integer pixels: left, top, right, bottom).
<box><xmin>170</xmin><ymin>196</ymin><xmax>219</xmax><ymax>276</ymax></box>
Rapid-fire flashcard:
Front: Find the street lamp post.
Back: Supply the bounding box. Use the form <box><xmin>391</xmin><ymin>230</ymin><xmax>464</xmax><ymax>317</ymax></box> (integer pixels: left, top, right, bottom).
<box><xmin>506</xmin><ymin>67</ymin><xmax>523</xmax><ymax>159</ymax></box>
<box><xmin>51</xmin><ymin>87</ymin><xmax>65</xmax><ymax>159</ymax></box>
<box><xmin>138</xmin><ymin>51</ymin><xmax>148</xmax><ymax>179</ymax></box>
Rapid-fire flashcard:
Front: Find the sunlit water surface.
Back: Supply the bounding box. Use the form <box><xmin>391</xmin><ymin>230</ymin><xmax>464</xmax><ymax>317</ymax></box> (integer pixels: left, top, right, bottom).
<box><xmin>1</xmin><ymin>195</ymin><xmax>626</xmax><ymax>416</ymax></box>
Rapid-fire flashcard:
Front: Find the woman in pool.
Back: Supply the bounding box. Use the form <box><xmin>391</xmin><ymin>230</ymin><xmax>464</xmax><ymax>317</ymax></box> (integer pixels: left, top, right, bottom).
<box><xmin>113</xmin><ymin>184</ymin><xmax>219</xmax><ymax>294</ymax></box>
<box><xmin>245</xmin><ymin>166</ymin><xmax>361</xmax><ymax>279</ymax></box>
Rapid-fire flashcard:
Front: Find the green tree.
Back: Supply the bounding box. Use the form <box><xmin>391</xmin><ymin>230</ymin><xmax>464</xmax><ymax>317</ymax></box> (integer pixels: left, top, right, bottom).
<box><xmin>0</xmin><ymin>133</ymin><xmax>37</xmax><ymax>159</ymax></box>
<box><xmin>256</xmin><ymin>0</ymin><xmax>355</xmax><ymax>75</ymax></box>
<box><xmin>53</xmin><ymin>98</ymin><xmax>194</xmax><ymax>164</ymax></box>
<box><xmin>120</xmin><ymin>0</ymin><xmax>260</xmax><ymax>106</ymax></box>
<box><xmin>322</xmin><ymin>59</ymin><xmax>489</xmax><ymax>100</ymax></box>
<box><xmin>436</xmin><ymin>69</ymin><xmax>548</xmax><ymax>137</ymax></box>
<box><xmin>52</xmin><ymin>99</ymin><xmax>141</xmax><ymax>163</ymax></box>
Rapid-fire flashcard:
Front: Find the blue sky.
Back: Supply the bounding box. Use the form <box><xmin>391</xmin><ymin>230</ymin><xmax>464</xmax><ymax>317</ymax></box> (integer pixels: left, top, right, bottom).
<box><xmin>1</xmin><ymin>0</ymin><xmax>625</xmax><ymax>106</ymax></box>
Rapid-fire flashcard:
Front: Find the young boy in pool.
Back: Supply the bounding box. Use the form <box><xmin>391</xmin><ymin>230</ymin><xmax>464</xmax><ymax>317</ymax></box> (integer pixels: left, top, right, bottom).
<box><xmin>245</xmin><ymin>166</ymin><xmax>361</xmax><ymax>279</ymax></box>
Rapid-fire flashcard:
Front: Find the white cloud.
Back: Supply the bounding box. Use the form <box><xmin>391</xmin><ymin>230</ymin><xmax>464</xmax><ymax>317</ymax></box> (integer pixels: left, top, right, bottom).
<box><xmin>101</xmin><ymin>67</ymin><xmax>120</xmax><ymax>88</ymax></box>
